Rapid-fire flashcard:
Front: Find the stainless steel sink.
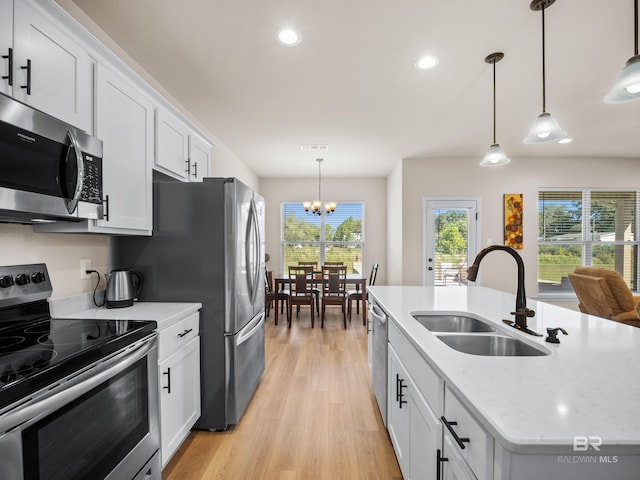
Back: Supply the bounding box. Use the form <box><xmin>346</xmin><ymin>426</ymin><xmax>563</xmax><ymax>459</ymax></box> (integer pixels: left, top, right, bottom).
<box><xmin>436</xmin><ymin>334</ymin><xmax>549</xmax><ymax>356</ymax></box>
<box><xmin>412</xmin><ymin>314</ymin><xmax>496</xmax><ymax>333</ymax></box>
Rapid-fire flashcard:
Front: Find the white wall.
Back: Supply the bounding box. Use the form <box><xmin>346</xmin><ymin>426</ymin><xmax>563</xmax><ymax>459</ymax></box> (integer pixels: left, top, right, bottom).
<box><xmin>400</xmin><ymin>156</ymin><xmax>640</xmax><ymax>298</ymax></box>
<box><xmin>386</xmin><ymin>160</ymin><xmax>403</xmax><ymax>285</ymax></box>
<box><xmin>0</xmin><ymin>224</ymin><xmax>109</xmax><ymax>299</ymax></box>
<box><xmin>259</xmin><ymin>177</ymin><xmax>387</xmax><ymax>284</ymax></box>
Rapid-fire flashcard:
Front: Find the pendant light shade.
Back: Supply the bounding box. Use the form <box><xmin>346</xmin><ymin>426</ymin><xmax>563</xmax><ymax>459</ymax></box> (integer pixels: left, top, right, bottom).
<box><xmin>480</xmin><ymin>52</ymin><xmax>510</xmax><ymax>166</ymax></box>
<box><xmin>524</xmin><ymin>112</ymin><xmax>567</xmax><ymax>143</ymax></box>
<box><xmin>524</xmin><ymin>0</ymin><xmax>568</xmax><ymax>144</ymax></box>
<box><xmin>604</xmin><ymin>0</ymin><xmax>640</xmax><ymax>103</ymax></box>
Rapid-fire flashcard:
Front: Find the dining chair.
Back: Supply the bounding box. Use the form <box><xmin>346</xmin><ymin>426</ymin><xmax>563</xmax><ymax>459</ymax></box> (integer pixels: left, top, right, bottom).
<box><xmin>287</xmin><ymin>265</ymin><xmax>315</xmax><ymax>328</ymax></box>
<box><xmin>321</xmin><ymin>265</ymin><xmax>348</xmax><ymax>328</ymax></box>
<box><xmin>265</xmin><ymin>270</ymin><xmax>290</xmax><ymax>326</ymax></box>
<box><xmin>348</xmin><ymin>263</ymin><xmax>378</xmax><ymax>325</ymax></box>
<box><xmin>323</xmin><ymin>261</ymin><xmax>344</xmax><ymax>266</ymax></box>
<box><xmin>297</xmin><ymin>262</ymin><xmax>320</xmax><ymax>313</ymax></box>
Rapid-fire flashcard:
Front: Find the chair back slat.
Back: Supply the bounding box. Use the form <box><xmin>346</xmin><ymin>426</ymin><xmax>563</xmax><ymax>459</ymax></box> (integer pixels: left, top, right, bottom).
<box><xmin>288</xmin><ymin>265</ymin><xmax>313</xmax><ymax>295</ymax></box>
<box><xmin>322</xmin><ymin>265</ymin><xmax>347</xmax><ymax>296</ymax></box>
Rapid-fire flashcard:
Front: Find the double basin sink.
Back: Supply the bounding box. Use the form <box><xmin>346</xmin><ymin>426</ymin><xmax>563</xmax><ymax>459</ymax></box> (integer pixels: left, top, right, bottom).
<box><xmin>411</xmin><ymin>313</ymin><xmax>549</xmax><ymax>356</ymax></box>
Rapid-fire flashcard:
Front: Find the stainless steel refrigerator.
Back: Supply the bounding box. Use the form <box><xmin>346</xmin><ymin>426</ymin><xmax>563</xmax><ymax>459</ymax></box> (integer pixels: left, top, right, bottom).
<box><xmin>111</xmin><ymin>177</ymin><xmax>265</xmax><ymax>431</ymax></box>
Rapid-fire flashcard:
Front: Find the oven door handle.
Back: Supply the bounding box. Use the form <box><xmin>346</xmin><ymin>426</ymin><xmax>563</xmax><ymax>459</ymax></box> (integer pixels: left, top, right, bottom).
<box><xmin>0</xmin><ymin>336</ymin><xmax>155</xmax><ymax>434</ymax></box>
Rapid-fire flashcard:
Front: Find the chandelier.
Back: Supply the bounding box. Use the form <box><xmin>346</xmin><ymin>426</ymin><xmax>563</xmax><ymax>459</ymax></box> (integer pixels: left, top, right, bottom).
<box><xmin>302</xmin><ymin>158</ymin><xmax>336</xmax><ymax>216</ymax></box>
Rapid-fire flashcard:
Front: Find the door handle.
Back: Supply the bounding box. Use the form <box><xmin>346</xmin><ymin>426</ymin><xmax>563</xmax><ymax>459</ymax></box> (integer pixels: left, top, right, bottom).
<box><xmin>20</xmin><ymin>59</ymin><xmax>31</xmax><ymax>95</ymax></box>
<box><xmin>163</xmin><ymin>368</ymin><xmax>171</xmax><ymax>394</ymax></box>
<box><xmin>441</xmin><ymin>416</ymin><xmax>470</xmax><ymax>449</ymax></box>
<box><xmin>436</xmin><ymin>449</ymin><xmax>448</xmax><ymax>479</ymax></box>
<box><xmin>2</xmin><ymin>47</ymin><xmax>13</xmax><ymax>86</ymax></box>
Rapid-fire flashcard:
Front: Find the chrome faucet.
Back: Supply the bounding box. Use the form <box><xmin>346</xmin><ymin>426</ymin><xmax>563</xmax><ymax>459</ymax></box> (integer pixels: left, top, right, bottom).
<box><xmin>467</xmin><ymin>245</ymin><xmax>541</xmax><ymax>336</ymax></box>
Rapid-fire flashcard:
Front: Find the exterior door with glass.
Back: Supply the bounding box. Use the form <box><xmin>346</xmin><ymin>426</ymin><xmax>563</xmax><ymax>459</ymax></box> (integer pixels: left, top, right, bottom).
<box><xmin>424</xmin><ymin>199</ymin><xmax>479</xmax><ymax>286</ymax></box>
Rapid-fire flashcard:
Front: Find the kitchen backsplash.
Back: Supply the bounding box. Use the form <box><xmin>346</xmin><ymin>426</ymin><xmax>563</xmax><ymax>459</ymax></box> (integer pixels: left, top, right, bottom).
<box><xmin>0</xmin><ymin>224</ymin><xmax>109</xmax><ymax>299</ymax></box>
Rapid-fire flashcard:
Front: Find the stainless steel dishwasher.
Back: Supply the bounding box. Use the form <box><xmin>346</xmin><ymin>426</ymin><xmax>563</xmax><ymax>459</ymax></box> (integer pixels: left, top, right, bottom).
<box><xmin>368</xmin><ymin>299</ymin><xmax>388</xmax><ymax>426</ymax></box>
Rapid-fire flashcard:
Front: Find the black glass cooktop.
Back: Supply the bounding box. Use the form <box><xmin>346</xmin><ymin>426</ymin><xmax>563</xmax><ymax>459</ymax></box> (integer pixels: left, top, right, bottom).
<box><xmin>0</xmin><ymin>314</ymin><xmax>156</xmax><ymax>411</ymax></box>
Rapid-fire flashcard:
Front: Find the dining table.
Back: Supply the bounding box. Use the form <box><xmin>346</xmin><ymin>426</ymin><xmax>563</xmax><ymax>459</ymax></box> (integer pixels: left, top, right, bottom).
<box><xmin>273</xmin><ymin>272</ymin><xmax>368</xmax><ymax>323</ymax></box>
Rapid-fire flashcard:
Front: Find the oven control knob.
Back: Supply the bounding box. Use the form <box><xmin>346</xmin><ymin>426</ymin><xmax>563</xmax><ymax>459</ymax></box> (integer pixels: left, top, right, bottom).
<box><xmin>15</xmin><ymin>273</ymin><xmax>31</xmax><ymax>286</ymax></box>
<box><xmin>31</xmin><ymin>272</ymin><xmax>46</xmax><ymax>283</ymax></box>
<box><xmin>0</xmin><ymin>275</ymin><xmax>14</xmax><ymax>288</ymax></box>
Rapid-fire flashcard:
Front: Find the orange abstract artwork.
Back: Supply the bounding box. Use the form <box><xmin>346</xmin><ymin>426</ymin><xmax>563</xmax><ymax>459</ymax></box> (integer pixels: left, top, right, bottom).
<box><xmin>504</xmin><ymin>194</ymin><xmax>523</xmax><ymax>249</ymax></box>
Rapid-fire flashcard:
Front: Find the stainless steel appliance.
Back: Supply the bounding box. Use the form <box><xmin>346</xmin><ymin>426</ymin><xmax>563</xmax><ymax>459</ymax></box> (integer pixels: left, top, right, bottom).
<box><xmin>0</xmin><ymin>93</ymin><xmax>103</xmax><ymax>224</ymax></box>
<box><xmin>0</xmin><ymin>263</ymin><xmax>160</xmax><ymax>480</ymax></box>
<box><xmin>105</xmin><ymin>269</ymin><xmax>144</xmax><ymax>308</ymax></box>
<box><xmin>112</xmin><ymin>177</ymin><xmax>265</xmax><ymax>430</ymax></box>
<box><xmin>368</xmin><ymin>298</ymin><xmax>388</xmax><ymax>426</ymax></box>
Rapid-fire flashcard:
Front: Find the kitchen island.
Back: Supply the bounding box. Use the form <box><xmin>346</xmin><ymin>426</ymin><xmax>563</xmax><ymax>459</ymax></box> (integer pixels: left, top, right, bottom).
<box><xmin>368</xmin><ymin>285</ymin><xmax>640</xmax><ymax>480</ymax></box>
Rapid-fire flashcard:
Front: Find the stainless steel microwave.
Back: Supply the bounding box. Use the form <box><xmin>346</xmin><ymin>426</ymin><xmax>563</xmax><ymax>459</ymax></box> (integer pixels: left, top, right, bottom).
<box><xmin>0</xmin><ymin>93</ymin><xmax>104</xmax><ymax>224</ymax></box>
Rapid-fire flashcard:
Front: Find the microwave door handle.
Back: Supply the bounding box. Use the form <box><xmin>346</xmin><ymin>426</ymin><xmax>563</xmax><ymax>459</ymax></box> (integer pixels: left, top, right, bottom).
<box><xmin>65</xmin><ymin>129</ymin><xmax>85</xmax><ymax>214</ymax></box>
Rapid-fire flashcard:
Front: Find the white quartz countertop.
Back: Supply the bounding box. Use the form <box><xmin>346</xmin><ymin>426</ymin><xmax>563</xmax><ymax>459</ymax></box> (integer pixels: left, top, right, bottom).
<box><xmin>367</xmin><ymin>285</ymin><xmax>640</xmax><ymax>455</ymax></box>
<box><xmin>57</xmin><ymin>302</ymin><xmax>202</xmax><ymax>330</ymax></box>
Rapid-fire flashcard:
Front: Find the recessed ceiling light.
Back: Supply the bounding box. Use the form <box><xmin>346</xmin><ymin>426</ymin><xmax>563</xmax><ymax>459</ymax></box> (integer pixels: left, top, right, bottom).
<box><xmin>415</xmin><ymin>55</ymin><xmax>440</xmax><ymax>70</ymax></box>
<box><xmin>300</xmin><ymin>144</ymin><xmax>329</xmax><ymax>151</ymax></box>
<box><xmin>278</xmin><ymin>29</ymin><xmax>301</xmax><ymax>46</ymax></box>
<box><xmin>558</xmin><ymin>138</ymin><xmax>573</xmax><ymax>144</ymax></box>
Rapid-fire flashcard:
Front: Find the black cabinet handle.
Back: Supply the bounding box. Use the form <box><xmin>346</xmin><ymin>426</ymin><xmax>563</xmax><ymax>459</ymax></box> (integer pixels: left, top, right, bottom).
<box><xmin>436</xmin><ymin>448</ymin><xmax>448</xmax><ymax>480</ymax></box>
<box><xmin>178</xmin><ymin>328</ymin><xmax>193</xmax><ymax>338</ymax></box>
<box><xmin>102</xmin><ymin>194</ymin><xmax>110</xmax><ymax>221</ymax></box>
<box><xmin>441</xmin><ymin>416</ymin><xmax>470</xmax><ymax>449</ymax></box>
<box><xmin>185</xmin><ymin>157</ymin><xmax>191</xmax><ymax>174</ymax></box>
<box><xmin>192</xmin><ymin>162</ymin><xmax>198</xmax><ymax>178</ymax></box>
<box><xmin>20</xmin><ymin>59</ymin><xmax>31</xmax><ymax>95</ymax></box>
<box><xmin>163</xmin><ymin>368</ymin><xmax>171</xmax><ymax>394</ymax></box>
<box><xmin>396</xmin><ymin>373</ymin><xmax>408</xmax><ymax>408</ymax></box>
<box><xmin>2</xmin><ymin>47</ymin><xmax>13</xmax><ymax>86</ymax></box>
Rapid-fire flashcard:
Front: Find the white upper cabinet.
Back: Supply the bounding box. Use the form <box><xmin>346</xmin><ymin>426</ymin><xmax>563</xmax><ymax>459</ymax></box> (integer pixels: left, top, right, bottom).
<box><xmin>156</xmin><ymin>107</ymin><xmax>190</xmax><ymax>181</ymax></box>
<box><xmin>0</xmin><ymin>0</ymin><xmax>12</xmax><ymax>97</ymax></box>
<box><xmin>94</xmin><ymin>64</ymin><xmax>153</xmax><ymax>233</ymax></box>
<box><xmin>188</xmin><ymin>132</ymin><xmax>211</xmax><ymax>181</ymax></box>
<box><xmin>155</xmin><ymin>106</ymin><xmax>212</xmax><ymax>182</ymax></box>
<box><xmin>10</xmin><ymin>0</ymin><xmax>92</xmax><ymax>132</ymax></box>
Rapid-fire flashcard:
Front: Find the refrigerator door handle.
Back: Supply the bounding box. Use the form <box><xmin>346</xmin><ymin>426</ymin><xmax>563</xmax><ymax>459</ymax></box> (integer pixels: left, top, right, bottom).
<box><xmin>245</xmin><ymin>198</ymin><xmax>261</xmax><ymax>303</ymax></box>
<box><xmin>236</xmin><ymin>311</ymin><xmax>265</xmax><ymax>346</ymax></box>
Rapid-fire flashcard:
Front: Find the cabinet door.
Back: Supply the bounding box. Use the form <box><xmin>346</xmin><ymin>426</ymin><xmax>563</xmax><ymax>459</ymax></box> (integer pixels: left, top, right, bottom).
<box><xmin>188</xmin><ymin>133</ymin><xmax>211</xmax><ymax>181</ymax></box>
<box><xmin>442</xmin><ymin>434</ymin><xmax>477</xmax><ymax>480</ymax></box>
<box><xmin>388</xmin><ymin>345</ymin><xmax>410</xmax><ymax>477</ymax></box>
<box><xmin>158</xmin><ymin>336</ymin><xmax>201</xmax><ymax>468</ymax></box>
<box><xmin>12</xmin><ymin>0</ymin><xmax>92</xmax><ymax>132</ymax></box>
<box><xmin>95</xmin><ymin>63</ymin><xmax>153</xmax><ymax>233</ymax></box>
<box><xmin>408</xmin><ymin>386</ymin><xmax>442</xmax><ymax>480</ymax></box>
<box><xmin>155</xmin><ymin>107</ymin><xmax>190</xmax><ymax>181</ymax></box>
<box><xmin>0</xmin><ymin>0</ymin><xmax>12</xmax><ymax>97</ymax></box>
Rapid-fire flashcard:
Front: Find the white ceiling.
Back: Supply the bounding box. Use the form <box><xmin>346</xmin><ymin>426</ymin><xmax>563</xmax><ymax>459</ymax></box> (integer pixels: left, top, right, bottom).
<box><xmin>71</xmin><ymin>0</ymin><xmax>640</xmax><ymax>178</ymax></box>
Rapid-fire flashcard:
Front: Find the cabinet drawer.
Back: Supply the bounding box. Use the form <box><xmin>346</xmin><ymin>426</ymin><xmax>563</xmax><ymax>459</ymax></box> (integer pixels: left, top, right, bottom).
<box><xmin>443</xmin><ymin>387</ymin><xmax>493</xmax><ymax>480</ymax></box>
<box><xmin>389</xmin><ymin>320</ymin><xmax>443</xmax><ymax>413</ymax></box>
<box><xmin>158</xmin><ymin>312</ymin><xmax>200</xmax><ymax>360</ymax></box>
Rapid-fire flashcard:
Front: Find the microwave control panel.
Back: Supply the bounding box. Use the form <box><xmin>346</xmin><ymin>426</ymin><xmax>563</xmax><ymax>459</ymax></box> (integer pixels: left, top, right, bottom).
<box><xmin>81</xmin><ymin>153</ymin><xmax>103</xmax><ymax>204</ymax></box>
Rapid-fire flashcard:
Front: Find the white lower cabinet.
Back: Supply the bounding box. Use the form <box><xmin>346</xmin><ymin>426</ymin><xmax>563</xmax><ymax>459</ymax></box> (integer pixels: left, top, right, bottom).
<box><xmin>388</xmin><ymin>343</ymin><xmax>442</xmax><ymax>479</ymax></box>
<box><xmin>157</xmin><ymin>312</ymin><xmax>201</xmax><ymax>468</ymax></box>
<box><xmin>442</xmin><ymin>433</ymin><xmax>477</xmax><ymax>480</ymax></box>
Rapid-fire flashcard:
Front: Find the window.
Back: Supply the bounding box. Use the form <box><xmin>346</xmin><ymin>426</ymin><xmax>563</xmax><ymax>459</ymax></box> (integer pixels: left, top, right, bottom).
<box><xmin>281</xmin><ymin>203</ymin><xmax>364</xmax><ymax>274</ymax></box>
<box><xmin>538</xmin><ymin>189</ymin><xmax>639</xmax><ymax>295</ymax></box>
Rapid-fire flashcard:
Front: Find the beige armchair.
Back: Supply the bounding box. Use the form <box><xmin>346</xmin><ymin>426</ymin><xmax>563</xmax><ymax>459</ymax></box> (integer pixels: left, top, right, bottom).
<box><xmin>568</xmin><ymin>266</ymin><xmax>640</xmax><ymax>327</ymax></box>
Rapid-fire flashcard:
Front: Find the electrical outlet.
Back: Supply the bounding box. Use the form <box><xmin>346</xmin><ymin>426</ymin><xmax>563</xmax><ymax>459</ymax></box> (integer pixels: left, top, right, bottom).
<box><xmin>80</xmin><ymin>259</ymin><xmax>92</xmax><ymax>279</ymax></box>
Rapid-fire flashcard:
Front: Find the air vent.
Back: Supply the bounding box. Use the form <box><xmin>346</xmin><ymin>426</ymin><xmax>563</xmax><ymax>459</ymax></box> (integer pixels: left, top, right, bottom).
<box><xmin>300</xmin><ymin>144</ymin><xmax>329</xmax><ymax>151</ymax></box>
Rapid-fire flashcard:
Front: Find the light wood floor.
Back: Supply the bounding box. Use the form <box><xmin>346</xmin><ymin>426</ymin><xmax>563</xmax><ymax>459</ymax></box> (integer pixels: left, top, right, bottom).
<box><xmin>162</xmin><ymin>307</ymin><xmax>402</xmax><ymax>480</ymax></box>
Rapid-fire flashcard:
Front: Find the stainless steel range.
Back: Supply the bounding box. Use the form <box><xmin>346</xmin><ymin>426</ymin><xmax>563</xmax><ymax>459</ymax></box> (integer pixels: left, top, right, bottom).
<box><xmin>0</xmin><ymin>264</ymin><xmax>160</xmax><ymax>480</ymax></box>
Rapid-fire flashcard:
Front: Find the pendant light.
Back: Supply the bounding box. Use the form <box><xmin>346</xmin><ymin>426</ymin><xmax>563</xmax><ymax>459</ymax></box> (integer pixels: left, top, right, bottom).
<box><xmin>604</xmin><ymin>0</ymin><xmax>640</xmax><ymax>103</ymax></box>
<box><xmin>524</xmin><ymin>0</ymin><xmax>567</xmax><ymax>144</ymax></box>
<box><xmin>481</xmin><ymin>52</ymin><xmax>510</xmax><ymax>166</ymax></box>
<box><xmin>302</xmin><ymin>158</ymin><xmax>336</xmax><ymax>216</ymax></box>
